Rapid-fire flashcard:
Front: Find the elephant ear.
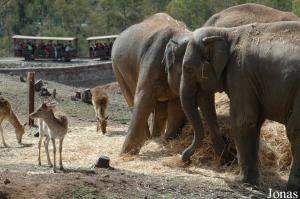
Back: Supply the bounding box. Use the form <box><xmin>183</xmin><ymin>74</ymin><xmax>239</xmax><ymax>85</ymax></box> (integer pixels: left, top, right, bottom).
<box><xmin>202</xmin><ymin>36</ymin><xmax>229</xmax><ymax>81</ymax></box>
<box><xmin>163</xmin><ymin>39</ymin><xmax>178</xmax><ymax>72</ymax></box>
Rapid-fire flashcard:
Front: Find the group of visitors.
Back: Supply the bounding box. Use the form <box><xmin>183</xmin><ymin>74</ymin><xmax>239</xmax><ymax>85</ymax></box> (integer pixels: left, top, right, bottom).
<box><xmin>14</xmin><ymin>41</ymin><xmax>75</xmax><ymax>61</ymax></box>
<box><xmin>89</xmin><ymin>42</ymin><xmax>113</xmax><ymax>60</ymax></box>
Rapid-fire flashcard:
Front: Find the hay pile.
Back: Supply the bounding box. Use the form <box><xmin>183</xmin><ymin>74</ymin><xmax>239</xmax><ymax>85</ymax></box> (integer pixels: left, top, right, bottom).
<box><xmin>165</xmin><ymin>92</ymin><xmax>292</xmax><ymax>174</ymax></box>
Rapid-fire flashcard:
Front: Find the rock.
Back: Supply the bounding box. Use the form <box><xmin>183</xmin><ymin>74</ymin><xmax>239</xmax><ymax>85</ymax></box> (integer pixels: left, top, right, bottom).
<box><xmin>81</xmin><ymin>89</ymin><xmax>92</xmax><ymax>104</ymax></box>
<box><xmin>35</xmin><ymin>79</ymin><xmax>44</xmax><ymax>92</ymax></box>
<box><xmin>34</xmin><ymin>131</ymin><xmax>39</xmax><ymax>137</ymax></box>
<box><xmin>39</xmin><ymin>86</ymin><xmax>51</xmax><ymax>97</ymax></box>
<box><xmin>71</xmin><ymin>96</ymin><xmax>79</xmax><ymax>101</ymax></box>
<box><xmin>4</xmin><ymin>179</ymin><xmax>10</xmax><ymax>185</ymax></box>
<box><xmin>20</xmin><ymin>76</ymin><xmax>26</xmax><ymax>82</ymax></box>
<box><xmin>75</xmin><ymin>91</ymin><xmax>82</xmax><ymax>99</ymax></box>
<box><xmin>95</xmin><ymin>155</ymin><xmax>110</xmax><ymax>168</ymax></box>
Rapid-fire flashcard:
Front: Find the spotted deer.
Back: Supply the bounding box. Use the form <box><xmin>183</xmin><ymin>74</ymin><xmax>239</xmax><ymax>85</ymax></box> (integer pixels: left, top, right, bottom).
<box><xmin>29</xmin><ymin>102</ymin><xmax>68</xmax><ymax>173</ymax></box>
<box><xmin>0</xmin><ymin>97</ymin><xmax>27</xmax><ymax>147</ymax></box>
<box><xmin>91</xmin><ymin>87</ymin><xmax>108</xmax><ymax>134</ymax></box>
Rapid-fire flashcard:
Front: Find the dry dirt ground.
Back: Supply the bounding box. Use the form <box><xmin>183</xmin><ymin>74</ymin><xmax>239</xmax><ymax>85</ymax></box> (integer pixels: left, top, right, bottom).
<box><xmin>0</xmin><ymin>73</ymin><xmax>291</xmax><ymax>199</ymax></box>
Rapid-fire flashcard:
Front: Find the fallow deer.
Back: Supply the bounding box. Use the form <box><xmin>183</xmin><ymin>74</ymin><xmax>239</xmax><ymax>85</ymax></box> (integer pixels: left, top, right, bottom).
<box><xmin>0</xmin><ymin>97</ymin><xmax>27</xmax><ymax>147</ymax></box>
<box><xmin>29</xmin><ymin>102</ymin><xmax>68</xmax><ymax>173</ymax></box>
<box><xmin>91</xmin><ymin>87</ymin><xmax>108</xmax><ymax>134</ymax></box>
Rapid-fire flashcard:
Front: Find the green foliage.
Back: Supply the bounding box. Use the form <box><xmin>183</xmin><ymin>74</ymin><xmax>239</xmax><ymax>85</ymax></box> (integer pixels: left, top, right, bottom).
<box><xmin>0</xmin><ymin>0</ymin><xmax>298</xmax><ymax>57</ymax></box>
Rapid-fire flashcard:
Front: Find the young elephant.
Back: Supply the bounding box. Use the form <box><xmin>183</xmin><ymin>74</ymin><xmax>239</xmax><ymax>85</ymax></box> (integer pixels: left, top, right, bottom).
<box><xmin>91</xmin><ymin>87</ymin><xmax>108</xmax><ymax>134</ymax></box>
<box><xmin>180</xmin><ymin>22</ymin><xmax>300</xmax><ymax>191</ymax></box>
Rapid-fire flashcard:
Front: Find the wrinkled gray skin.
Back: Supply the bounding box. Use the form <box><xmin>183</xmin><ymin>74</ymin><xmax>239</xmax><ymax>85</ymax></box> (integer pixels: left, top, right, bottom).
<box><xmin>112</xmin><ymin>13</ymin><xmax>191</xmax><ymax>154</ymax></box>
<box><xmin>112</xmin><ymin>4</ymin><xmax>300</xmax><ymax>161</ymax></box>
<box><xmin>180</xmin><ymin>21</ymin><xmax>300</xmax><ymax>191</ymax></box>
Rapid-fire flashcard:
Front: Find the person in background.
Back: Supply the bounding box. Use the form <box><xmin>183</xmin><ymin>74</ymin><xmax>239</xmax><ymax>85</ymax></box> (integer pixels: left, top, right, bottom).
<box><xmin>54</xmin><ymin>43</ymin><xmax>58</xmax><ymax>60</ymax></box>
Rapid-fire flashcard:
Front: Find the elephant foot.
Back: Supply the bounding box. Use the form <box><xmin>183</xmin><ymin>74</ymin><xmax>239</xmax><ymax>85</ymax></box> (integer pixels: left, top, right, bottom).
<box><xmin>234</xmin><ymin>172</ymin><xmax>259</xmax><ymax>186</ymax></box>
<box><xmin>121</xmin><ymin>144</ymin><xmax>141</xmax><ymax>155</ymax></box>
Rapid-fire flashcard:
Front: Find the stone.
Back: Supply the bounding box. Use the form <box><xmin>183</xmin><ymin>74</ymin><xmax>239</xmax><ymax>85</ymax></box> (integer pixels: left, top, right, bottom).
<box><xmin>95</xmin><ymin>155</ymin><xmax>110</xmax><ymax>168</ymax></box>
<box><xmin>4</xmin><ymin>179</ymin><xmax>10</xmax><ymax>185</ymax></box>
<box><xmin>81</xmin><ymin>89</ymin><xmax>92</xmax><ymax>104</ymax></box>
<box><xmin>71</xmin><ymin>96</ymin><xmax>79</xmax><ymax>101</ymax></box>
<box><xmin>39</xmin><ymin>86</ymin><xmax>51</xmax><ymax>97</ymax></box>
<box><xmin>20</xmin><ymin>76</ymin><xmax>26</xmax><ymax>82</ymax></box>
<box><xmin>35</xmin><ymin>79</ymin><xmax>44</xmax><ymax>92</ymax></box>
<box><xmin>75</xmin><ymin>91</ymin><xmax>82</xmax><ymax>99</ymax></box>
<box><xmin>34</xmin><ymin>131</ymin><xmax>39</xmax><ymax>137</ymax></box>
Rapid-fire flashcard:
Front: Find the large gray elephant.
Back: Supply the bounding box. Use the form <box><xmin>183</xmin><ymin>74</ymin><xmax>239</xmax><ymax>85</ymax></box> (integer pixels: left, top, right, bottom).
<box><xmin>112</xmin><ymin>13</ymin><xmax>193</xmax><ymax>153</ymax></box>
<box><xmin>112</xmin><ymin>3</ymin><xmax>300</xmax><ymax>161</ymax></box>
<box><xmin>180</xmin><ymin>22</ymin><xmax>300</xmax><ymax>191</ymax></box>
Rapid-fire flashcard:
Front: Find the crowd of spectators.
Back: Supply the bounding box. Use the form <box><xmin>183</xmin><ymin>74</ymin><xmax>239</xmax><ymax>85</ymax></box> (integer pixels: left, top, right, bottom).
<box><xmin>14</xmin><ymin>40</ymin><xmax>75</xmax><ymax>61</ymax></box>
<box><xmin>89</xmin><ymin>42</ymin><xmax>113</xmax><ymax>60</ymax></box>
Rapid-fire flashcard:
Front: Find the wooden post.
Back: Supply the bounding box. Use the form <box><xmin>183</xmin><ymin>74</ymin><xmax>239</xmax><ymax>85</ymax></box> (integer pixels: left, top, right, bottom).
<box><xmin>27</xmin><ymin>72</ymin><xmax>35</xmax><ymax>126</ymax></box>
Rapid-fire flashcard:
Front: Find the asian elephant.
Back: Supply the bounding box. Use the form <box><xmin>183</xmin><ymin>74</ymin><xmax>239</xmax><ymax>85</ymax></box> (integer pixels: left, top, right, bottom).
<box><xmin>112</xmin><ymin>3</ymin><xmax>300</xmax><ymax>162</ymax></box>
<box><xmin>180</xmin><ymin>21</ymin><xmax>300</xmax><ymax>191</ymax></box>
<box><xmin>112</xmin><ymin>13</ymin><xmax>193</xmax><ymax>154</ymax></box>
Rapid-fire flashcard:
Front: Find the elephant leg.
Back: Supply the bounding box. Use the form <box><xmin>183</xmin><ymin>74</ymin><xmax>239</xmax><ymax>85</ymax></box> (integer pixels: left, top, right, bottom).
<box><xmin>113</xmin><ymin>64</ymin><xmax>151</xmax><ymax>139</ymax></box>
<box><xmin>121</xmin><ymin>89</ymin><xmax>155</xmax><ymax>154</ymax></box>
<box><xmin>231</xmin><ymin>99</ymin><xmax>262</xmax><ymax>185</ymax></box>
<box><xmin>112</xmin><ymin>60</ymin><xmax>134</xmax><ymax>109</ymax></box>
<box><xmin>164</xmin><ymin>98</ymin><xmax>186</xmax><ymax>140</ymax></box>
<box><xmin>286</xmin><ymin>93</ymin><xmax>300</xmax><ymax>191</ymax></box>
<box><xmin>197</xmin><ymin>92</ymin><xmax>233</xmax><ymax>163</ymax></box>
<box><xmin>151</xmin><ymin>101</ymin><xmax>167</xmax><ymax>138</ymax></box>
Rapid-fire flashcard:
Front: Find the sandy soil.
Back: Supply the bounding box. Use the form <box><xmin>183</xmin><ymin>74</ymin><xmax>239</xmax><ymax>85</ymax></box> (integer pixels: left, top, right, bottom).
<box><xmin>0</xmin><ymin>73</ymin><xmax>291</xmax><ymax>198</ymax></box>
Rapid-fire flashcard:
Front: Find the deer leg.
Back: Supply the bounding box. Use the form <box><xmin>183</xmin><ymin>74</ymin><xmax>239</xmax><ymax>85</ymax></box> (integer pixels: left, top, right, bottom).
<box><xmin>38</xmin><ymin>120</ymin><xmax>44</xmax><ymax>166</ymax></box>
<box><xmin>0</xmin><ymin>125</ymin><xmax>8</xmax><ymax>147</ymax></box>
<box><xmin>44</xmin><ymin>135</ymin><xmax>52</xmax><ymax>167</ymax></box>
<box><xmin>59</xmin><ymin>138</ymin><xmax>64</xmax><ymax>170</ymax></box>
<box><xmin>38</xmin><ymin>135</ymin><xmax>43</xmax><ymax>166</ymax></box>
<box><xmin>51</xmin><ymin>138</ymin><xmax>56</xmax><ymax>173</ymax></box>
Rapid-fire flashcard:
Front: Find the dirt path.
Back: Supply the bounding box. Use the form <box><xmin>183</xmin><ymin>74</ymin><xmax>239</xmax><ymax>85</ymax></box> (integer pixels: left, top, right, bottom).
<box><xmin>0</xmin><ymin>123</ymin><xmax>267</xmax><ymax>199</ymax></box>
<box><xmin>0</xmin><ymin>73</ymin><xmax>291</xmax><ymax>198</ymax></box>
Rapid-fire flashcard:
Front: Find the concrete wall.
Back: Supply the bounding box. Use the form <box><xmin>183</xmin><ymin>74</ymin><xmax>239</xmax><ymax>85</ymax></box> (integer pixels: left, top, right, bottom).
<box><xmin>0</xmin><ymin>62</ymin><xmax>115</xmax><ymax>87</ymax></box>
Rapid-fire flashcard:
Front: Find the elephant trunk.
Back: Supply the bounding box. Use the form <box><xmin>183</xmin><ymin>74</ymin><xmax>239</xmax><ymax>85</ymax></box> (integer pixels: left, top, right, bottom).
<box><xmin>180</xmin><ymin>67</ymin><xmax>205</xmax><ymax>162</ymax></box>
